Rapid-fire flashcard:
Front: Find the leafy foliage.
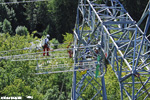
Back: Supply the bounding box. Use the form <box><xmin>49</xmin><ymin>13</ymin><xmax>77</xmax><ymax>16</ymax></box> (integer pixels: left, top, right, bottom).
<box><xmin>2</xmin><ymin>19</ymin><xmax>12</xmax><ymax>35</ymax></box>
<box><xmin>0</xmin><ymin>33</ymin><xmax>73</xmax><ymax>99</ymax></box>
<box><xmin>50</xmin><ymin>38</ymin><xmax>59</xmax><ymax>49</ymax></box>
<box><xmin>15</xmin><ymin>26</ymin><xmax>29</xmax><ymax>36</ymax></box>
<box><xmin>0</xmin><ymin>31</ymin><xmax>146</xmax><ymax>100</ymax></box>
<box><xmin>0</xmin><ymin>0</ymin><xmax>149</xmax><ymax>100</ymax></box>
<box><xmin>0</xmin><ymin>0</ymin><xmax>148</xmax><ymax>41</ymax></box>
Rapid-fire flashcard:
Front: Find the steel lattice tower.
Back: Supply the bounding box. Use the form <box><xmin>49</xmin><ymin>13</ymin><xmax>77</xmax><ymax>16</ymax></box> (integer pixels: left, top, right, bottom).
<box><xmin>0</xmin><ymin>0</ymin><xmax>149</xmax><ymax>99</ymax></box>
<box><xmin>73</xmin><ymin>0</ymin><xmax>150</xmax><ymax>99</ymax></box>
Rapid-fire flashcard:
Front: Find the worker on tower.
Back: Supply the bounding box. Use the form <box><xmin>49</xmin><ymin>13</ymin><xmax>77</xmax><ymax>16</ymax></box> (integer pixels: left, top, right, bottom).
<box><xmin>67</xmin><ymin>42</ymin><xmax>73</xmax><ymax>58</ymax></box>
<box><xmin>43</xmin><ymin>34</ymin><xmax>50</xmax><ymax>56</ymax></box>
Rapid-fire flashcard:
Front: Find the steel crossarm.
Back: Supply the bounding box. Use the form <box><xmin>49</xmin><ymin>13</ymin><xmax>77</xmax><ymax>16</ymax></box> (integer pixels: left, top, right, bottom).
<box><xmin>0</xmin><ymin>47</ymin><xmax>78</xmax><ymax>61</ymax></box>
<box><xmin>0</xmin><ymin>52</ymin><xmax>69</xmax><ymax>61</ymax></box>
<box><xmin>0</xmin><ymin>46</ymin><xmax>98</xmax><ymax>61</ymax></box>
<box><xmin>35</xmin><ymin>62</ymin><xmax>98</xmax><ymax>74</ymax></box>
<box><xmin>35</xmin><ymin>68</ymin><xmax>96</xmax><ymax>75</ymax></box>
<box><xmin>74</xmin><ymin>0</ymin><xmax>150</xmax><ymax>99</ymax></box>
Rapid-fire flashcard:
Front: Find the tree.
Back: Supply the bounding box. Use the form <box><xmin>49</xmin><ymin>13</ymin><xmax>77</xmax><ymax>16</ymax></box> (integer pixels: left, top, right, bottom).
<box><xmin>0</xmin><ymin>3</ymin><xmax>16</xmax><ymax>33</ymax></box>
<box><xmin>0</xmin><ymin>4</ymin><xmax>7</xmax><ymax>22</ymax></box>
<box><xmin>15</xmin><ymin>26</ymin><xmax>29</xmax><ymax>36</ymax></box>
<box><xmin>24</xmin><ymin>2</ymin><xmax>37</xmax><ymax>33</ymax></box>
<box><xmin>43</xmin><ymin>86</ymin><xmax>65</xmax><ymax>100</ymax></box>
<box><xmin>35</xmin><ymin>1</ymin><xmax>51</xmax><ymax>32</ymax></box>
<box><xmin>50</xmin><ymin>38</ymin><xmax>59</xmax><ymax>49</ymax></box>
<box><xmin>10</xmin><ymin>3</ymin><xmax>27</xmax><ymax>32</ymax></box>
<box><xmin>2</xmin><ymin>19</ymin><xmax>12</xmax><ymax>35</ymax></box>
<box><xmin>47</xmin><ymin>0</ymin><xmax>78</xmax><ymax>42</ymax></box>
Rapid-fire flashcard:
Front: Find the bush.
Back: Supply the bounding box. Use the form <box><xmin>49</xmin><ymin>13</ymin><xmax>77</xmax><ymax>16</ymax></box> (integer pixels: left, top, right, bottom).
<box><xmin>50</xmin><ymin>38</ymin><xmax>59</xmax><ymax>49</ymax></box>
<box><xmin>15</xmin><ymin>26</ymin><xmax>29</xmax><ymax>36</ymax></box>
<box><xmin>2</xmin><ymin>19</ymin><xmax>12</xmax><ymax>35</ymax></box>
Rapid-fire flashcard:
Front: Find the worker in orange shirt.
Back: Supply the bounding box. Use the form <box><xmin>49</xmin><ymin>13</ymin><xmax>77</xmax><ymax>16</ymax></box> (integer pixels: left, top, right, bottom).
<box><xmin>43</xmin><ymin>35</ymin><xmax>50</xmax><ymax>56</ymax></box>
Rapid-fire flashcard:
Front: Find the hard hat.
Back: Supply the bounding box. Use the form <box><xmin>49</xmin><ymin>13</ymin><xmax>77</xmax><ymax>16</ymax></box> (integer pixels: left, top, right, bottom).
<box><xmin>86</xmin><ymin>34</ymin><xmax>89</xmax><ymax>37</ymax></box>
<box><xmin>47</xmin><ymin>34</ymin><xmax>50</xmax><ymax>37</ymax></box>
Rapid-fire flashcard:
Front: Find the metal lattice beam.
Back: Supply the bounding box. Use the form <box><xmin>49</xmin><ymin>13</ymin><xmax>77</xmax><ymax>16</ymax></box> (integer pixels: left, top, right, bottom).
<box><xmin>73</xmin><ymin>0</ymin><xmax>150</xmax><ymax>99</ymax></box>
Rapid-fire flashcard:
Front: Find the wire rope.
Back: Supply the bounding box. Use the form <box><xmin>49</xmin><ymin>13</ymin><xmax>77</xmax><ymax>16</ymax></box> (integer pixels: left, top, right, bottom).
<box><xmin>35</xmin><ymin>68</ymin><xmax>96</xmax><ymax>75</ymax></box>
<box><xmin>0</xmin><ymin>0</ymin><xmax>48</xmax><ymax>4</ymax></box>
<box><xmin>0</xmin><ymin>44</ymin><xmax>97</xmax><ymax>58</ymax></box>
<box><xmin>11</xmin><ymin>57</ymin><xmax>69</xmax><ymax>61</ymax></box>
<box><xmin>36</xmin><ymin>60</ymin><xmax>106</xmax><ymax>78</ymax></box>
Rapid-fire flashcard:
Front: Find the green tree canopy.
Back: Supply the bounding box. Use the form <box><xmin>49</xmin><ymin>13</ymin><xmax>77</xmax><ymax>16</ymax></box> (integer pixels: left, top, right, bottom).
<box><xmin>2</xmin><ymin>19</ymin><xmax>12</xmax><ymax>35</ymax></box>
<box><xmin>15</xmin><ymin>26</ymin><xmax>29</xmax><ymax>36</ymax></box>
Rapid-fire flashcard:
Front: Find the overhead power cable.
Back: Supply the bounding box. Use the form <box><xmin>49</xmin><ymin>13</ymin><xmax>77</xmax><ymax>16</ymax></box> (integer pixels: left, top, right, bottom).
<box><xmin>0</xmin><ymin>0</ymin><xmax>48</xmax><ymax>4</ymax></box>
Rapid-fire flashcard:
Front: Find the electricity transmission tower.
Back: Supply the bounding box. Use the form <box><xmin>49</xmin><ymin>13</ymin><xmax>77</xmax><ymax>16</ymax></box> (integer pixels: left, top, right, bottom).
<box><xmin>0</xmin><ymin>0</ymin><xmax>150</xmax><ymax>100</ymax></box>
<box><xmin>73</xmin><ymin>0</ymin><xmax>150</xmax><ymax>100</ymax></box>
